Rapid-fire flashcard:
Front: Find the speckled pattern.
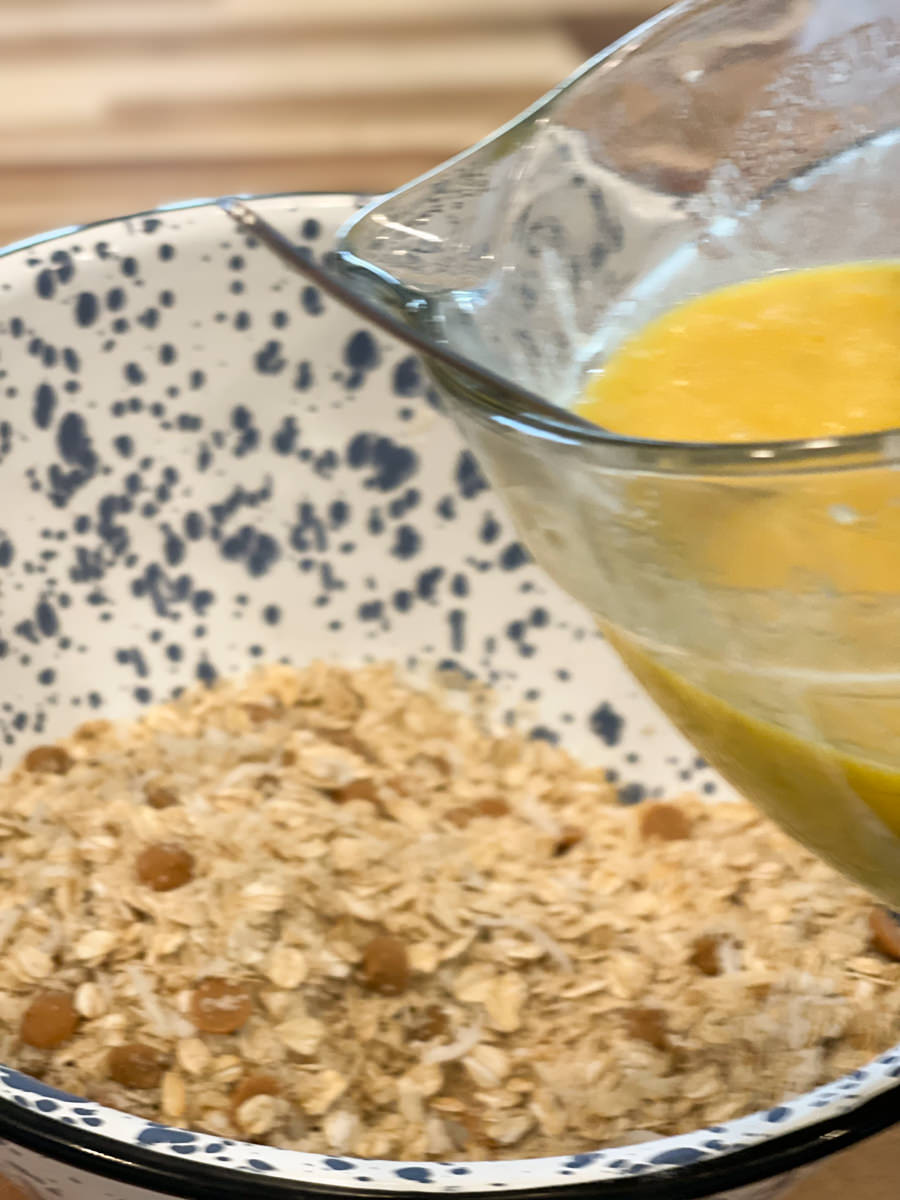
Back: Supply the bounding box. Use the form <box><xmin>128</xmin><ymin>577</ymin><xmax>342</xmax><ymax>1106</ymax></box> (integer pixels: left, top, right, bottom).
<box><xmin>0</xmin><ymin>195</ymin><xmax>898</xmax><ymax>1200</ymax></box>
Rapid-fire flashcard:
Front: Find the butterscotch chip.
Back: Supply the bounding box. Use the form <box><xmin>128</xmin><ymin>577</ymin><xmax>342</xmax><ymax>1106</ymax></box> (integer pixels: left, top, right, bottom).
<box><xmin>1</xmin><ymin>658</ymin><xmax>894</xmax><ymax>1163</ymax></box>
<box><xmin>333</xmin><ymin>777</ymin><xmax>377</xmax><ymax>804</ymax></box>
<box><xmin>639</xmin><ymin>802</ymin><xmax>691</xmax><ymax>841</ymax></box>
<box><xmin>329</xmin><ymin>730</ymin><xmax>372</xmax><ymax>760</ymax></box>
<box><xmin>74</xmin><ymin>720</ymin><xmax>112</xmax><ymax>741</ymax></box>
<box><xmin>411</xmin><ymin>1005</ymin><xmax>448</xmax><ymax>1040</ymax></box>
<box><xmin>108</xmin><ymin>1043</ymin><xmax>165</xmax><ymax>1089</ymax></box>
<box><xmin>145</xmin><ymin>785</ymin><xmax>179</xmax><ymax>809</ymax></box>
<box><xmin>230</xmin><ymin>1072</ymin><xmax>280</xmax><ymax>1113</ymax></box>
<box><xmin>473</xmin><ymin>798</ymin><xmax>509</xmax><ymax>817</ymax></box>
<box><xmin>136</xmin><ymin>843</ymin><xmax>195</xmax><ymax>891</ymax></box>
<box><xmin>419</xmin><ymin>752</ymin><xmax>451</xmax><ymax>775</ymax></box>
<box><xmin>360</xmin><ymin>935</ymin><xmax>409</xmax><ymax>995</ymax></box>
<box><xmin>554</xmin><ymin>825</ymin><xmax>584</xmax><ymax>855</ymax></box>
<box><xmin>190</xmin><ymin>979</ymin><xmax>253</xmax><ymax>1034</ymax></box>
<box><xmin>869</xmin><ymin>907</ymin><xmax>900</xmax><ymax>959</ymax></box>
<box><xmin>20</xmin><ymin>991</ymin><xmax>79</xmax><ymax>1049</ymax></box>
<box><xmin>23</xmin><ymin>745</ymin><xmax>72</xmax><ymax>775</ymax></box>
<box><xmin>625</xmin><ymin>1006</ymin><xmax>670</xmax><ymax>1051</ymax></box>
<box><xmin>689</xmin><ymin>934</ymin><xmax>723</xmax><ymax>976</ymax></box>
<box><xmin>244</xmin><ymin>703</ymin><xmax>278</xmax><ymax>724</ymax></box>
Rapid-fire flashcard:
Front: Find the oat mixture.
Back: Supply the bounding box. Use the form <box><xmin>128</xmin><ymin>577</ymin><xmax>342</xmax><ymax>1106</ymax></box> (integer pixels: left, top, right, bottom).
<box><xmin>1</xmin><ymin>660</ymin><xmax>899</xmax><ymax>1161</ymax></box>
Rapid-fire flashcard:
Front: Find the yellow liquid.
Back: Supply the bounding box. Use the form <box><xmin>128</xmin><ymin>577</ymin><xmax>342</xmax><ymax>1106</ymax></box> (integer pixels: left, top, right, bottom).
<box><xmin>579</xmin><ymin>263</ymin><xmax>900</xmax><ymax>442</ymax></box>
<box><xmin>577</xmin><ymin>262</ymin><xmax>900</xmax><ymax>900</ymax></box>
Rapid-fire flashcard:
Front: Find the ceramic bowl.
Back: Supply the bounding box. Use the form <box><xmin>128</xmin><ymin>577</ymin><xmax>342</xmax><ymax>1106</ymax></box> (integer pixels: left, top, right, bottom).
<box><xmin>0</xmin><ymin>194</ymin><xmax>898</xmax><ymax>1200</ymax></box>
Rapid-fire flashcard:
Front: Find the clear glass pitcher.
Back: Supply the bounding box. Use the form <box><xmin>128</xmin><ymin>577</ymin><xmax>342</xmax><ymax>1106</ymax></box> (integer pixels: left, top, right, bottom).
<box><xmin>337</xmin><ymin>0</ymin><xmax>900</xmax><ymax>902</ymax></box>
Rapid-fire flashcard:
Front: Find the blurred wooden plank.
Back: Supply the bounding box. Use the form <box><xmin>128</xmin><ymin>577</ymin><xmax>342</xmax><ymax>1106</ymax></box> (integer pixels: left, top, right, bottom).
<box><xmin>0</xmin><ymin>106</ymin><xmax>531</xmax><ymax>166</ymax></box>
<box><xmin>562</xmin><ymin>9</ymin><xmax>663</xmax><ymax>53</ymax></box>
<box><xmin>0</xmin><ymin>0</ymin><xmax>661</xmax><ymax>245</ymax></box>
<box><xmin>0</xmin><ymin>29</ymin><xmax>580</xmax><ymax>127</ymax></box>
<box><xmin>1</xmin><ymin>0</ymin><xmax>659</xmax><ymax>40</ymax></box>
<box><xmin>784</xmin><ymin>1129</ymin><xmax>900</xmax><ymax>1200</ymax></box>
<box><xmin>0</xmin><ymin>152</ymin><xmax>462</xmax><ymax>245</ymax></box>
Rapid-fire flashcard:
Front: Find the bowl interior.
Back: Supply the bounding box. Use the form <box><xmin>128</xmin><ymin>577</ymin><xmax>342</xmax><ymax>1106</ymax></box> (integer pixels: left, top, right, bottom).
<box><xmin>0</xmin><ymin>197</ymin><xmax>706</xmax><ymax>798</ymax></box>
<box><xmin>0</xmin><ymin>195</ymin><xmax>898</xmax><ymax>1200</ymax></box>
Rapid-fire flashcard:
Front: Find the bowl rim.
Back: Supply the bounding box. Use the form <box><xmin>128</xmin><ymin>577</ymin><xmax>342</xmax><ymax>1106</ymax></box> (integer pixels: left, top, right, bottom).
<box><xmin>336</xmin><ymin>0</ymin><xmax>900</xmax><ymax>477</ymax></box>
<box><xmin>0</xmin><ymin>191</ymin><xmax>898</xmax><ymax>1199</ymax></box>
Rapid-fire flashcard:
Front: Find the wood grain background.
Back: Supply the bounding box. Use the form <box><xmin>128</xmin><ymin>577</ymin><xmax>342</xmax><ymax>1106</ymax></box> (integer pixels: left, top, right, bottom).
<box><xmin>0</xmin><ymin>0</ymin><xmax>662</xmax><ymax>247</ymax></box>
<box><xmin>2</xmin><ymin>2</ymin><xmax>898</xmax><ymax>1194</ymax></box>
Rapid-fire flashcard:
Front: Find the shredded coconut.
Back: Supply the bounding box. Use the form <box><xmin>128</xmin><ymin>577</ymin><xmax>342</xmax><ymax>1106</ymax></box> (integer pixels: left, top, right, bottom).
<box><xmin>1</xmin><ymin>660</ymin><xmax>898</xmax><ymax>1161</ymax></box>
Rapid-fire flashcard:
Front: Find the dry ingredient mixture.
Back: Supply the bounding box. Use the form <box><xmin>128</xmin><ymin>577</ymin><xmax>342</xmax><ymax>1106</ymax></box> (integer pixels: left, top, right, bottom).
<box><xmin>1</xmin><ymin>661</ymin><xmax>900</xmax><ymax>1162</ymax></box>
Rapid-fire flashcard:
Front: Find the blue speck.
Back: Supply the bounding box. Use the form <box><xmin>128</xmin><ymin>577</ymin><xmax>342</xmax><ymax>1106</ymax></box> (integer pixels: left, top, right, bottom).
<box><xmin>36</xmin><ymin>601</ymin><xmax>58</xmax><ymax>637</ymax></box>
<box><xmin>564</xmin><ymin>1154</ymin><xmax>599</xmax><ymax>1169</ymax></box>
<box><xmin>346</xmin><ymin>432</ymin><xmax>417</xmax><ymax>492</ymax></box>
<box><xmin>137</xmin><ymin>1126</ymin><xmax>198</xmax><ymax>1147</ymax></box>
<box><xmin>499</xmin><ymin>541</ymin><xmax>529</xmax><ymax>569</ymax></box>
<box><xmin>301</xmin><ymin>286</ymin><xmax>323</xmax><ymax>316</ymax></box>
<box><xmin>255</xmin><ymin>340</ymin><xmax>286</xmax><ymax>375</ymax></box>
<box><xmin>393</xmin><ymin>356</ymin><xmax>422</xmax><ymax>396</ymax></box>
<box><xmin>455</xmin><ymin>450</ymin><xmax>488</xmax><ymax>499</ymax></box>
<box><xmin>74</xmin><ymin>292</ymin><xmax>98</xmax><ymax>326</ymax></box>
<box><xmin>33</xmin><ymin>382</ymin><xmax>57</xmax><ymax>429</ymax></box>
<box><xmin>529</xmin><ymin>726</ymin><xmax>559</xmax><ymax>744</ymax></box>
<box><xmin>396</xmin><ymin>1168</ymin><xmax>432</xmax><ymax>1184</ymax></box>
<box><xmin>448</xmin><ymin>608</ymin><xmax>466</xmax><ymax>652</ymax></box>
<box><xmin>417</xmin><ymin>566</ymin><xmax>444</xmax><ymax>601</ymax></box>
<box><xmin>618</xmin><ymin>782</ymin><xmax>645</xmax><ymax>805</ymax></box>
<box><xmin>650</xmin><ymin>1147</ymin><xmax>705</xmax><ymax>1166</ymax></box>
<box><xmin>36</xmin><ymin>269</ymin><xmax>56</xmax><ymax>299</ymax></box>
<box><xmin>590</xmin><ymin>701</ymin><xmax>624</xmax><ymax>746</ymax></box>
<box><xmin>196</xmin><ymin>660</ymin><xmax>217</xmax><ymax>685</ymax></box>
<box><xmin>344</xmin><ymin>329</ymin><xmax>379</xmax><ymax>371</ymax></box>
<box><xmin>391</xmin><ymin>524</ymin><xmax>421</xmax><ymax>560</ymax></box>
<box><xmin>479</xmin><ymin>514</ymin><xmax>501</xmax><ymax>543</ymax></box>
<box><xmin>393</xmin><ymin>589</ymin><xmax>413</xmax><ymax>613</ymax></box>
<box><xmin>0</xmin><ymin>1071</ymin><xmax>79</xmax><ymax>1104</ymax></box>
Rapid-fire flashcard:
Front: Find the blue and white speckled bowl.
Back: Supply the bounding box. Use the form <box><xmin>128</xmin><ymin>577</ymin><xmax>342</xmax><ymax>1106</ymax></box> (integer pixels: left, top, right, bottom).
<box><xmin>0</xmin><ymin>194</ymin><xmax>899</xmax><ymax>1200</ymax></box>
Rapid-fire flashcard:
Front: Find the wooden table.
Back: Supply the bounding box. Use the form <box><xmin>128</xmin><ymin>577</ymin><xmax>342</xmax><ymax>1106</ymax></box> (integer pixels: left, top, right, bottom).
<box><xmin>2</xmin><ymin>2</ymin><xmax>897</xmax><ymax>1195</ymax></box>
<box><xmin>0</xmin><ymin>0</ymin><xmax>658</xmax><ymax>246</ymax></box>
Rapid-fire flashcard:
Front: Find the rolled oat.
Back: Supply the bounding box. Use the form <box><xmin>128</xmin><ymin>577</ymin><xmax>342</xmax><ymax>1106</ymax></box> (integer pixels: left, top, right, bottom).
<box><xmin>1</xmin><ymin>661</ymin><xmax>898</xmax><ymax>1160</ymax></box>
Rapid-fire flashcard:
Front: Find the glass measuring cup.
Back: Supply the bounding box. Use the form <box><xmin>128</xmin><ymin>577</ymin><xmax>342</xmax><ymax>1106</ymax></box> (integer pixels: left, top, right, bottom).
<box><xmin>334</xmin><ymin>0</ymin><xmax>900</xmax><ymax>901</ymax></box>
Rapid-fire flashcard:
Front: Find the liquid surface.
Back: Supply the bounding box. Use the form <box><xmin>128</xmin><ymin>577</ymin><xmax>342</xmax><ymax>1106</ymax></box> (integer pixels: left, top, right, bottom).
<box><xmin>577</xmin><ymin>262</ymin><xmax>900</xmax><ymax>901</ymax></box>
<box><xmin>579</xmin><ymin>262</ymin><xmax>900</xmax><ymax>442</ymax></box>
